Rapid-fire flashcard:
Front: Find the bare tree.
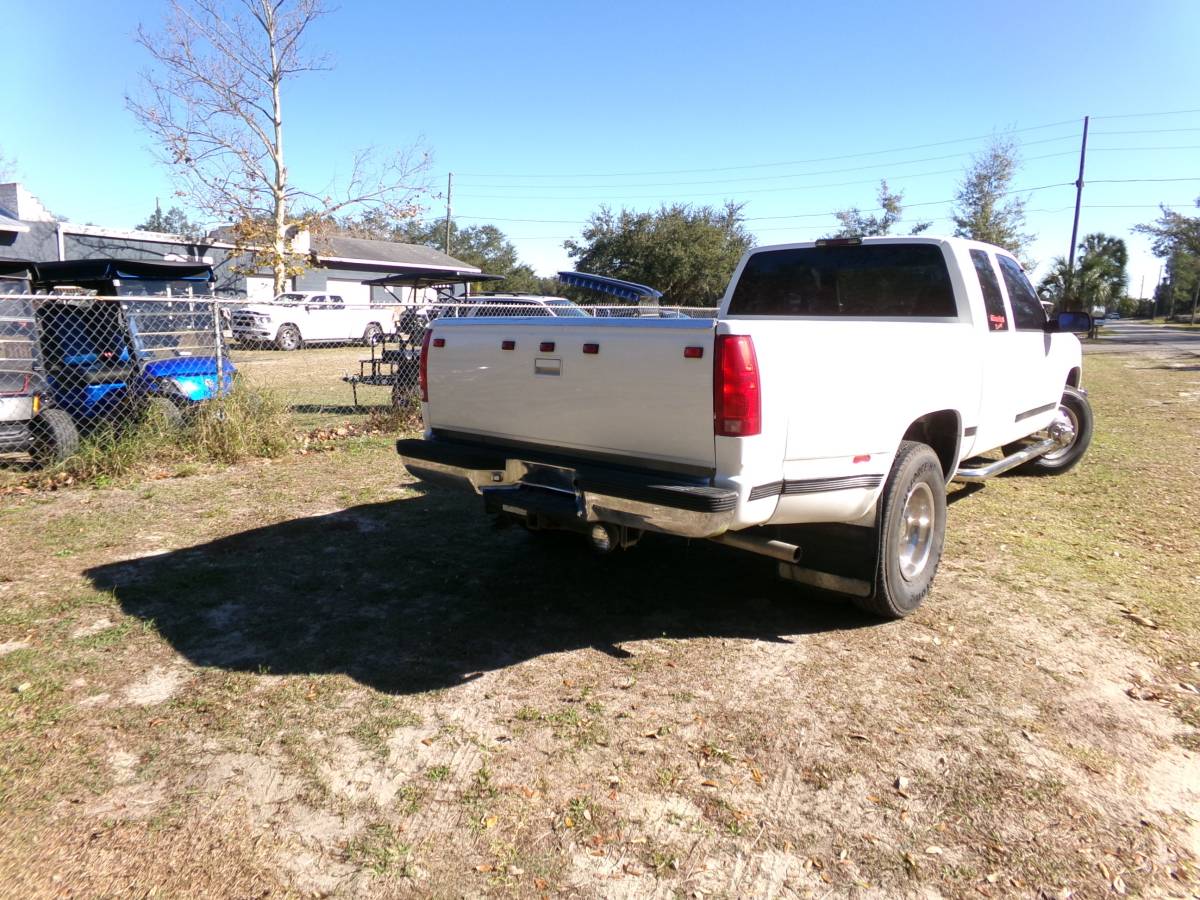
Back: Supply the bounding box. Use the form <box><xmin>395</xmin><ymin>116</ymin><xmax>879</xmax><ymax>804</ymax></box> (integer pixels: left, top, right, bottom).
<box><xmin>0</xmin><ymin>148</ymin><xmax>17</xmax><ymax>182</ymax></box>
<box><xmin>128</xmin><ymin>0</ymin><xmax>430</xmax><ymax>292</ymax></box>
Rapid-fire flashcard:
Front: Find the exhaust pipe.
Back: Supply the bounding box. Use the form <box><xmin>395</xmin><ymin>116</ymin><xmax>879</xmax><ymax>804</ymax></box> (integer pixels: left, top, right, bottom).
<box><xmin>710</xmin><ymin>531</ymin><xmax>803</xmax><ymax>563</ymax></box>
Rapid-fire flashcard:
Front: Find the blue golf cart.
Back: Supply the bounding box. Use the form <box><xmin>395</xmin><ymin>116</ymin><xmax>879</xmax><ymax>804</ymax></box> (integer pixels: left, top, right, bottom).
<box><xmin>31</xmin><ymin>259</ymin><xmax>235</xmax><ymax>425</ymax></box>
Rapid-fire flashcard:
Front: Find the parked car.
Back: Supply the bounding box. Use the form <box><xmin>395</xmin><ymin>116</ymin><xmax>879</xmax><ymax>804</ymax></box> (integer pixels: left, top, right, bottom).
<box><xmin>1106</xmin><ymin>311</ymin><xmax>1120</xmax><ymax>320</ymax></box>
<box><xmin>456</xmin><ymin>294</ymin><xmax>590</xmax><ymax>318</ymax></box>
<box><xmin>231</xmin><ymin>291</ymin><xmax>395</xmax><ymax>349</ymax></box>
<box><xmin>399</xmin><ymin>236</ymin><xmax>1094</xmax><ymax>619</ymax></box>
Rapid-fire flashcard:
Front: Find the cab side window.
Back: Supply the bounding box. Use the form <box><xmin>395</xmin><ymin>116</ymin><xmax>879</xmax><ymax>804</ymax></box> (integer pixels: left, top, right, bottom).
<box><xmin>969</xmin><ymin>249</ymin><xmax>1008</xmax><ymax>332</ymax></box>
<box><xmin>997</xmin><ymin>256</ymin><xmax>1047</xmax><ymax>331</ymax></box>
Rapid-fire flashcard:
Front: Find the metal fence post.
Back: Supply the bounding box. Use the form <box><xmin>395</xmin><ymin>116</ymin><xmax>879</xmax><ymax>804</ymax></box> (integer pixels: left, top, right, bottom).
<box><xmin>213</xmin><ymin>299</ymin><xmax>225</xmax><ymax>395</ymax></box>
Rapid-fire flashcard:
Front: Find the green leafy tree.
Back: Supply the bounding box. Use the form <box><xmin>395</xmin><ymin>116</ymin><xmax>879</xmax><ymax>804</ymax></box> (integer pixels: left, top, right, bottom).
<box><xmin>1039</xmin><ymin>233</ymin><xmax>1128</xmax><ymax>311</ymax></box>
<box><xmin>564</xmin><ymin>202</ymin><xmax>753</xmax><ymax>306</ymax></box>
<box><xmin>1134</xmin><ymin>201</ymin><xmax>1200</xmax><ymax>321</ymax></box>
<box><xmin>137</xmin><ymin>204</ymin><xmax>202</xmax><ymax>240</ymax></box>
<box><xmin>830</xmin><ymin>180</ymin><xmax>930</xmax><ymax>238</ymax></box>
<box><xmin>951</xmin><ymin>136</ymin><xmax>1033</xmax><ymax>260</ymax></box>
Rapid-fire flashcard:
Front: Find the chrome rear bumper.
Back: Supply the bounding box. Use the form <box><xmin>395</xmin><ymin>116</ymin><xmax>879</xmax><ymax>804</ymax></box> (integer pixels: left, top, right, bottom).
<box><xmin>398</xmin><ymin>438</ymin><xmax>738</xmax><ymax>539</ymax></box>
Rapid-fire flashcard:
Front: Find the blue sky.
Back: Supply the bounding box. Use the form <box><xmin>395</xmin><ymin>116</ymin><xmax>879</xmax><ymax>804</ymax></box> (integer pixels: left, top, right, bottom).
<box><xmin>4</xmin><ymin>0</ymin><xmax>1198</xmax><ymax>294</ymax></box>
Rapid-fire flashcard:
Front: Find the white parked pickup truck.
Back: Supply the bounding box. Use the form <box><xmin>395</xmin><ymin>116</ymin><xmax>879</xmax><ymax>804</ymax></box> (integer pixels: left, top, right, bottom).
<box><xmin>398</xmin><ymin>237</ymin><xmax>1094</xmax><ymax>618</ymax></box>
<box><xmin>231</xmin><ymin>291</ymin><xmax>393</xmax><ymax>350</ymax></box>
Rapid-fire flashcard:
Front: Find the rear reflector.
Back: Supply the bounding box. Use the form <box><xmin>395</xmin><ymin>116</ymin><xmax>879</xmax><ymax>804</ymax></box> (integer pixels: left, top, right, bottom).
<box><xmin>684</xmin><ymin>346</ymin><xmax>704</xmax><ymax>359</ymax></box>
<box><xmin>853</xmin><ymin>454</ymin><xmax>871</xmax><ymax>464</ymax></box>
<box><xmin>432</xmin><ymin>337</ymin><xmax>445</xmax><ymax>348</ymax></box>
<box><xmin>419</xmin><ymin>329</ymin><xmax>433</xmax><ymax>401</ymax></box>
<box><xmin>540</xmin><ymin>341</ymin><xmax>556</xmax><ymax>353</ymax></box>
<box><xmin>582</xmin><ymin>343</ymin><xmax>599</xmax><ymax>354</ymax></box>
<box><xmin>714</xmin><ymin>334</ymin><xmax>761</xmax><ymax>437</ymax></box>
<box><xmin>501</xmin><ymin>340</ymin><xmax>515</xmax><ymax>350</ymax></box>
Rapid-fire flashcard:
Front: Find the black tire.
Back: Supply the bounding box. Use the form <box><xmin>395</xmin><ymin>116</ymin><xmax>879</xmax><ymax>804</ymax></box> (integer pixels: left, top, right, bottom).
<box><xmin>275</xmin><ymin>324</ymin><xmax>302</xmax><ymax>351</ymax></box>
<box><xmin>1004</xmin><ymin>387</ymin><xmax>1093</xmax><ymax>476</ymax></box>
<box><xmin>144</xmin><ymin>397</ymin><xmax>184</xmax><ymax>429</ymax></box>
<box><xmin>363</xmin><ymin>323</ymin><xmax>384</xmax><ymax>346</ymax></box>
<box><xmin>30</xmin><ymin>408</ymin><xmax>80</xmax><ymax>466</ymax></box>
<box><xmin>854</xmin><ymin>441</ymin><xmax>947</xmax><ymax>619</ymax></box>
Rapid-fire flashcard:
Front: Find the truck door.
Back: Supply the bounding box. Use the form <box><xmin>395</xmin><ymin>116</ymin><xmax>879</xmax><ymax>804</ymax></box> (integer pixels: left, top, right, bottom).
<box><xmin>303</xmin><ymin>294</ymin><xmax>335</xmax><ymax>340</ymax></box>
<box><xmin>968</xmin><ymin>248</ymin><xmax>1025</xmax><ymax>453</ymax></box>
<box><xmin>995</xmin><ymin>254</ymin><xmax>1059</xmax><ymax>434</ymax></box>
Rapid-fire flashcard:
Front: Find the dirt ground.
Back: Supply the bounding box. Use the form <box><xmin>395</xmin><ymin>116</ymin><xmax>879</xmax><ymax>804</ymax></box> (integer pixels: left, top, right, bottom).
<box><xmin>0</xmin><ymin>347</ymin><xmax>1197</xmax><ymax>898</ymax></box>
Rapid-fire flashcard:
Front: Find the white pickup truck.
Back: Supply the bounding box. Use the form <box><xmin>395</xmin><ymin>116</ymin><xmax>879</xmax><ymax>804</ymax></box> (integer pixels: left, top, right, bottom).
<box><xmin>398</xmin><ymin>237</ymin><xmax>1094</xmax><ymax>618</ymax></box>
<box><xmin>231</xmin><ymin>291</ymin><xmax>393</xmax><ymax>350</ymax></box>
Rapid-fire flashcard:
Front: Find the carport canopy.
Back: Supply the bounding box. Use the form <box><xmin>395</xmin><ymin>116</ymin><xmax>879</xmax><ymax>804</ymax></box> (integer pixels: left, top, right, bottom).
<box><xmin>33</xmin><ymin>259</ymin><xmax>215</xmax><ymax>286</ymax></box>
<box><xmin>363</xmin><ymin>268</ymin><xmax>504</xmax><ymax>289</ymax></box>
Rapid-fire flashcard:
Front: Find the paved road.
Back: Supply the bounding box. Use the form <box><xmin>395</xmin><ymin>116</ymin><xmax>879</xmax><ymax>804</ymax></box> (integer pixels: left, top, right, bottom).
<box><xmin>1085</xmin><ymin>321</ymin><xmax>1200</xmax><ymax>356</ymax></box>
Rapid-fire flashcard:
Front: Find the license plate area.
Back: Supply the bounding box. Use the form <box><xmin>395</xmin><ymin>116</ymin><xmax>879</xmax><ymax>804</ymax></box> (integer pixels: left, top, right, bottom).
<box><xmin>518</xmin><ymin>461</ymin><xmax>577</xmax><ymax>494</ymax></box>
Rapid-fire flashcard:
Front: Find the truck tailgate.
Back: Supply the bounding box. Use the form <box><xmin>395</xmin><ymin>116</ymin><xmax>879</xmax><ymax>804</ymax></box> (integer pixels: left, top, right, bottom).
<box><xmin>425</xmin><ymin>317</ymin><xmax>717</xmax><ymax>472</ymax></box>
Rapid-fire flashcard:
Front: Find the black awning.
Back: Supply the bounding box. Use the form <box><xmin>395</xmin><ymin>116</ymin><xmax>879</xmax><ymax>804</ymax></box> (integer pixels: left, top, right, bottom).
<box><xmin>33</xmin><ymin>258</ymin><xmax>215</xmax><ymax>285</ymax></box>
<box><xmin>363</xmin><ymin>267</ymin><xmax>503</xmax><ymax>288</ymax></box>
<box><xmin>0</xmin><ymin>258</ymin><xmax>36</xmax><ymax>278</ymax></box>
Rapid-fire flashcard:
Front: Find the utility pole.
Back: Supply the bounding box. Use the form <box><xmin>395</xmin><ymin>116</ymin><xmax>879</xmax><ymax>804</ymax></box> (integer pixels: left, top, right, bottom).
<box><xmin>1154</xmin><ymin>264</ymin><xmax>1163</xmax><ymax>321</ymax></box>
<box><xmin>444</xmin><ymin>172</ymin><xmax>453</xmax><ymax>255</ymax></box>
<box><xmin>1064</xmin><ymin>116</ymin><xmax>1089</xmax><ymax>309</ymax></box>
<box><xmin>1191</xmin><ymin>278</ymin><xmax>1199</xmax><ymax>325</ymax></box>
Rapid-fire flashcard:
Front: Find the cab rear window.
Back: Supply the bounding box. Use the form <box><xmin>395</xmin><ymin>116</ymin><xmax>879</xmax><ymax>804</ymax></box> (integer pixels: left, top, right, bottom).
<box><xmin>728</xmin><ymin>244</ymin><xmax>957</xmax><ymax>318</ymax></box>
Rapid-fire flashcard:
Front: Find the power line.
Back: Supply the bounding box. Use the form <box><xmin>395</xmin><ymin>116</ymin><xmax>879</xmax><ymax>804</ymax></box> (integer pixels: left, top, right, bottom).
<box><xmin>450</xmin><ymin>108</ymin><xmax>1200</xmax><ymax>181</ymax></box>
<box><xmin>452</xmin><ymin>118</ymin><xmax>1082</xmax><ymax>179</ymax></box>
<box><xmin>1090</xmin><ymin>106</ymin><xmax>1200</xmax><ymax>121</ymax></box>
<box><xmin>456</xmin><ymin>154</ymin><xmax>1081</xmax><ymax>202</ymax></box>
<box><xmin>456</xmin><ymin>135</ymin><xmax>1082</xmax><ymax>191</ymax></box>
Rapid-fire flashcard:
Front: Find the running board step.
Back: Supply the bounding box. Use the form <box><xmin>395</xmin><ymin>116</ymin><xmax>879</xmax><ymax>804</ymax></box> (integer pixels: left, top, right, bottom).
<box><xmin>952</xmin><ymin>436</ymin><xmax>1059</xmax><ymax>483</ymax></box>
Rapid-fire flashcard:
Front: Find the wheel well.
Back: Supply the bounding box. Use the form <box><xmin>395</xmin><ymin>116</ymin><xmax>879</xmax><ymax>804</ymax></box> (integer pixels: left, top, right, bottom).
<box><xmin>1066</xmin><ymin>367</ymin><xmax>1081</xmax><ymax>388</ymax></box>
<box><xmin>902</xmin><ymin>410</ymin><xmax>961</xmax><ymax>480</ymax></box>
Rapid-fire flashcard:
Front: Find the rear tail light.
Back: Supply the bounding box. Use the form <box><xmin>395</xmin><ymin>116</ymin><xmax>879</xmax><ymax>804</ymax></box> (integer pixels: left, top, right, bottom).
<box><xmin>0</xmin><ymin>374</ymin><xmax>31</xmax><ymax>396</ymax></box>
<box><xmin>419</xmin><ymin>329</ymin><xmax>433</xmax><ymax>401</ymax></box>
<box><xmin>714</xmin><ymin>334</ymin><xmax>761</xmax><ymax>437</ymax></box>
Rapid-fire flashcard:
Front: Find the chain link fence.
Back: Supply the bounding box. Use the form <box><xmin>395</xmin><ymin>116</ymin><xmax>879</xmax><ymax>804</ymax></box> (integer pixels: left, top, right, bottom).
<box><xmin>0</xmin><ymin>292</ymin><xmax>715</xmax><ymax>470</ymax></box>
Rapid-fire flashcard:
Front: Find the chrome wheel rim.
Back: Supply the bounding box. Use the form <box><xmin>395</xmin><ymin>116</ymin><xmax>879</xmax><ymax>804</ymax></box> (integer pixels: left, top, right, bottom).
<box><xmin>1041</xmin><ymin>403</ymin><xmax>1079</xmax><ymax>462</ymax></box>
<box><xmin>898</xmin><ymin>481</ymin><xmax>935</xmax><ymax>581</ymax></box>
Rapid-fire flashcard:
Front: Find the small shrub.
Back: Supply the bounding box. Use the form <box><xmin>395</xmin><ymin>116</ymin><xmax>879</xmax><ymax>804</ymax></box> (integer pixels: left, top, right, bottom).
<box><xmin>41</xmin><ymin>383</ymin><xmax>290</xmax><ymax>485</ymax></box>
<box><xmin>182</xmin><ymin>384</ymin><xmax>292</xmax><ymax>463</ymax></box>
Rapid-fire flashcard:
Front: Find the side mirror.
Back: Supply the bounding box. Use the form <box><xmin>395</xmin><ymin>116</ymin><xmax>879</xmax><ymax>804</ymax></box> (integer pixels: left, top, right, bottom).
<box><xmin>1047</xmin><ymin>311</ymin><xmax>1091</xmax><ymax>334</ymax></box>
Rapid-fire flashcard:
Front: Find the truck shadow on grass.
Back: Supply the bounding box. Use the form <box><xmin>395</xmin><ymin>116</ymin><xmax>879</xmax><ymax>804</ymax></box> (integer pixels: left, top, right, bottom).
<box><xmin>85</xmin><ymin>489</ymin><xmax>878</xmax><ymax>695</ymax></box>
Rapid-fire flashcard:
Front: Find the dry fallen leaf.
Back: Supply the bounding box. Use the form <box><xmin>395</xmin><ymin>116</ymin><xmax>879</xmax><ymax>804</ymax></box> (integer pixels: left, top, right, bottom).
<box><xmin>700</xmin><ymin>779</ymin><xmax>719</xmax><ymax>788</ymax></box>
<box><xmin>474</xmin><ymin>863</ymin><xmax>494</xmax><ymax>873</ymax></box>
<box><xmin>482</xmin><ymin>815</ymin><xmax>498</xmax><ymax>829</ymax></box>
<box><xmin>1126</xmin><ymin>686</ymin><xmax>1161</xmax><ymax>701</ymax></box>
<box><xmin>925</xmin><ymin>846</ymin><xmax>944</xmax><ymax>855</ymax></box>
<box><xmin>507</xmin><ymin>865</ymin><xmax>524</xmax><ymax>876</ymax></box>
<box><xmin>750</xmin><ymin>767</ymin><xmax>763</xmax><ymax>785</ymax></box>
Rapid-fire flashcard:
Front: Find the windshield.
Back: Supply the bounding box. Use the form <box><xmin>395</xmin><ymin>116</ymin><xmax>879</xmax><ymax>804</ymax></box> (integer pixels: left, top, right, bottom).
<box><xmin>116</xmin><ymin>279</ymin><xmax>213</xmax><ymax>297</ymax></box>
<box><xmin>0</xmin><ymin>296</ymin><xmax>36</xmax><ymax>372</ymax></box>
<box><xmin>0</xmin><ymin>277</ymin><xmax>30</xmax><ymax>296</ymax></box>
<box><xmin>544</xmin><ymin>298</ymin><xmax>589</xmax><ymax>317</ymax></box>
<box><xmin>275</xmin><ymin>293</ymin><xmax>311</xmax><ymax>304</ymax></box>
<box><xmin>125</xmin><ymin>299</ymin><xmax>220</xmax><ymax>358</ymax></box>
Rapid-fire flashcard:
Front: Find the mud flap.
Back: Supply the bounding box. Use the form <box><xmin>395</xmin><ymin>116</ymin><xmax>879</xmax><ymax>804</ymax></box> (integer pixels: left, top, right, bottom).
<box><xmin>774</xmin><ymin>520</ymin><xmax>881</xmax><ymax>600</ymax></box>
